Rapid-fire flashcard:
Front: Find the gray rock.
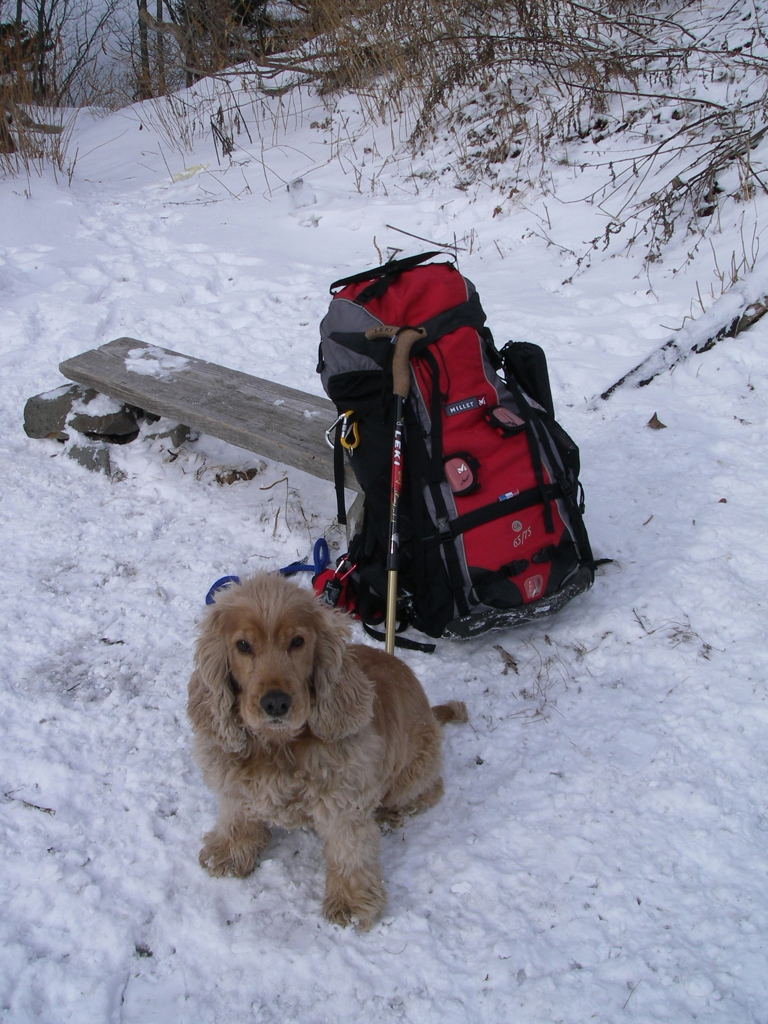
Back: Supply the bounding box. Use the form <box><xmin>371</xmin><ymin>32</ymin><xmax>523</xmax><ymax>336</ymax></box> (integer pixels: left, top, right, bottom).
<box><xmin>24</xmin><ymin>384</ymin><xmax>139</xmax><ymax>441</ymax></box>
<box><xmin>24</xmin><ymin>384</ymin><xmax>92</xmax><ymax>440</ymax></box>
<box><xmin>145</xmin><ymin>423</ymin><xmax>196</xmax><ymax>448</ymax></box>
<box><xmin>69</xmin><ymin>408</ymin><xmax>140</xmax><ymax>441</ymax></box>
<box><xmin>67</xmin><ymin>443</ymin><xmax>114</xmax><ymax>476</ymax></box>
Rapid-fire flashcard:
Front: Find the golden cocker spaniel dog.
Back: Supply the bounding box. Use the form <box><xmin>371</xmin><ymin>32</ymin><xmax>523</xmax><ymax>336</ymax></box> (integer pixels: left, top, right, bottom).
<box><xmin>187</xmin><ymin>573</ymin><xmax>466</xmax><ymax>930</ymax></box>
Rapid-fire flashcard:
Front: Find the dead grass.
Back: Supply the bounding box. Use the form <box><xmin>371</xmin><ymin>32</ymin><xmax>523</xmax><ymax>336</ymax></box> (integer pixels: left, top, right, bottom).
<box><xmin>630</xmin><ymin>608</ymin><xmax>720</xmax><ymax>661</ymax></box>
<box><xmin>494</xmin><ymin>635</ymin><xmax>573</xmax><ymax>723</ymax></box>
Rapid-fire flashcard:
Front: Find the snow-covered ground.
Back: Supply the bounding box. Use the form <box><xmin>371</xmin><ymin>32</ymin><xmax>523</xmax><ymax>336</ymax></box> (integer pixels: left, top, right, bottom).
<box><xmin>2</xmin><ymin>19</ymin><xmax>768</xmax><ymax>1020</ymax></box>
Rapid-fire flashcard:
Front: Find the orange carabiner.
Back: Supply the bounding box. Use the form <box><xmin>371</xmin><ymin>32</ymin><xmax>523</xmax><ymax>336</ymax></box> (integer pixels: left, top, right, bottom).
<box><xmin>340</xmin><ymin>413</ymin><xmax>360</xmax><ymax>450</ymax></box>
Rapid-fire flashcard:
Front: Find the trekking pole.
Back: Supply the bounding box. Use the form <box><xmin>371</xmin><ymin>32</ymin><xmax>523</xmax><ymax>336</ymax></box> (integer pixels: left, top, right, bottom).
<box><xmin>382</xmin><ymin>326</ymin><xmax>426</xmax><ymax>654</ymax></box>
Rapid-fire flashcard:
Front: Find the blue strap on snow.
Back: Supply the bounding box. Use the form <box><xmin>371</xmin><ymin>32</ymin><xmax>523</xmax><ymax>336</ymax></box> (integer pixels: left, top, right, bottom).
<box><xmin>205</xmin><ymin>575</ymin><xmax>242</xmax><ymax>605</ymax></box>
<box><xmin>279</xmin><ymin>538</ymin><xmax>330</xmax><ymax>578</ymax></box>
<box><xmin>205</xmin><ymin>540</ymin><xmax>330</xmax><ymax>604</ymax></box>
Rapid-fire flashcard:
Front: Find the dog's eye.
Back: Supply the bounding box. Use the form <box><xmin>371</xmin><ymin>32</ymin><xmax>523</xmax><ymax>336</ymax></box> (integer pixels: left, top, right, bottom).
<box><xmin>235</xmin><ymin>639</ymin><xmax>252</xmax><ymax>654</ymax></box>
<box><xmin>288</xmin><ymin>636</ymin><xmax>304</xmax><ymax>650</ymax></box>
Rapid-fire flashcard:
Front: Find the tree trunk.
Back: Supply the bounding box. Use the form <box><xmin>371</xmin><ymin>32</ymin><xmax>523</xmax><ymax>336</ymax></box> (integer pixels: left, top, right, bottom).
<box><xmin>137</xmin><ymin>0</ymin><xmax>152</xmax><ymax>99</ymax></box>
<box><xmin>155</xmin><ymin>0</ymin><xmax>165</xmax><ymax>94</ymax></box>
<box><xmin>0</xmin><ymin>115</ymin><xmax>17</xmax><ymax>154</ymax></box>
<box><xmin>35</xmin><ymin>0</ymin><xmax>47</xmax><ymax>100</ymax></box>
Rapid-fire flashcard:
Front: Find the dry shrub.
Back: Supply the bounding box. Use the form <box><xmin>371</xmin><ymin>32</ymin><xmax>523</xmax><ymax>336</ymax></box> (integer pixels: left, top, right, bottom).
<box><xmin>0</xmin><ymin>102</ymin><xmax>75</xmax><ymax>178</ymax></box>
<box><xmin>1</xmin><ymin>0</ymin><xmax>118</xmax><ymax>176</ymax></box>
<box><xmin>1</xmin><ymin>53</ymin><xmax>74</xmax><ymax>177</ymax></box>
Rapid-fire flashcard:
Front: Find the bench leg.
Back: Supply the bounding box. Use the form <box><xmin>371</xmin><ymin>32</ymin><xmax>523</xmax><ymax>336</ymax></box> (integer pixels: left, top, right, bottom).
<box><xmin>345</xmin><ymin>491</ymin><xmax>365</xmax><ymax>545</ymax></box>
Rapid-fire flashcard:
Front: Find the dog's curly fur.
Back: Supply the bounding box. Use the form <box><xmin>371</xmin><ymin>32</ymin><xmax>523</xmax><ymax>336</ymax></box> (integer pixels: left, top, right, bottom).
<box><xmin>187</xmin><ymin>573</ymin><xmax>467</xmax><ymax>930</ymax></box>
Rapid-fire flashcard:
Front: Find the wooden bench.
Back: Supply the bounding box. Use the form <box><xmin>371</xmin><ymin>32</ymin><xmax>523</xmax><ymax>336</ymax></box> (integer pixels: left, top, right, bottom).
<box><xmin>59</xmin><ymin>337</ymin><xmax>359</xmax><ymax>494</ymax></box>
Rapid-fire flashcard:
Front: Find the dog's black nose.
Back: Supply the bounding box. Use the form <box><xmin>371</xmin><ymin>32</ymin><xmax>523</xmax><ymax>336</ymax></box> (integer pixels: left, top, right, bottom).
<box><xmin>260</xmin><ymin>690</ymin><xmax>292</xmax><ymax>718</ymax></box>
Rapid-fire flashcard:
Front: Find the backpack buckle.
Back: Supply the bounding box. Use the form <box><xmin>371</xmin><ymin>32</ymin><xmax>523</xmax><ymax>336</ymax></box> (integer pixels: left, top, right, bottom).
<box><xmin>437</xmin><ymin>517</ymin><xmax>453</xmax><ymax>544</ymax></box>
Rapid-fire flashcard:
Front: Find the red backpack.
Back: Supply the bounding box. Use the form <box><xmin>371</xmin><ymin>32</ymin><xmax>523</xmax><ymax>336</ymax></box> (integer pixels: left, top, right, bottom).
<box><xmin>317</xmin><ymin>253</ymin><xmax>596</xmax><ymax>643</ymax></box>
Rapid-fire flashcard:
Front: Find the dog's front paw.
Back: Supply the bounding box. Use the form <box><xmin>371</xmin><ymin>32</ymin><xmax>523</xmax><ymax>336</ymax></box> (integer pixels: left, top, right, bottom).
<box><xmin>323</xmin><ymin>870</ymin><xmax>387</xmax><ymax>931</ymax></box>
<box><xmin>374</xmin><ymin>806</ymin><xmax>405</xmax><ymax>831</ymax></box>
<box><xmin>199</xmin><ymin>828</ymin><xmax>263</xmax><ymax>878</ymax></box>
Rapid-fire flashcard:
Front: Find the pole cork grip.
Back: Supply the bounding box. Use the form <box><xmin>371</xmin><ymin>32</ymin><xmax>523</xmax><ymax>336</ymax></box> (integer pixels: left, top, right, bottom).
<box><xmin>391</xmin><ymin>328</ymin><xmax>426</xmax><ymax>398</ymax></box>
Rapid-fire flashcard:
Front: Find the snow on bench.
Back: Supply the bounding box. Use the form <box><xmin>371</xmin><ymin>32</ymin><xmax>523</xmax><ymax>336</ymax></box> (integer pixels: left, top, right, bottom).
<box><xmin>58</xmin><ymin>337</ymin><xmax>359</xmax><ymax>492</ymax></box>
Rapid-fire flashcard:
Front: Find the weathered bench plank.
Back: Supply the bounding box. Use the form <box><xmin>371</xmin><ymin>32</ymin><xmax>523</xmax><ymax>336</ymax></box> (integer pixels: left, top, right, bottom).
<box><xmin>59</xmin><ymin>337</ymin><xmax>358</xmax><ymax>491</ymax></box>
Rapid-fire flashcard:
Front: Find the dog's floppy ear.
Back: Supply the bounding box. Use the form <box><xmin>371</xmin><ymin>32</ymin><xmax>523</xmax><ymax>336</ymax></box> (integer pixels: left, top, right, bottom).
<box><xmin>308</xmin><ymin>608</ymin><xmax>374</xmax><ymax>742</ymax></box>
<box><xmin>188</xmin><ymin>604</ymin><xmax>247</xmax><ymax>754</ymax></box>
